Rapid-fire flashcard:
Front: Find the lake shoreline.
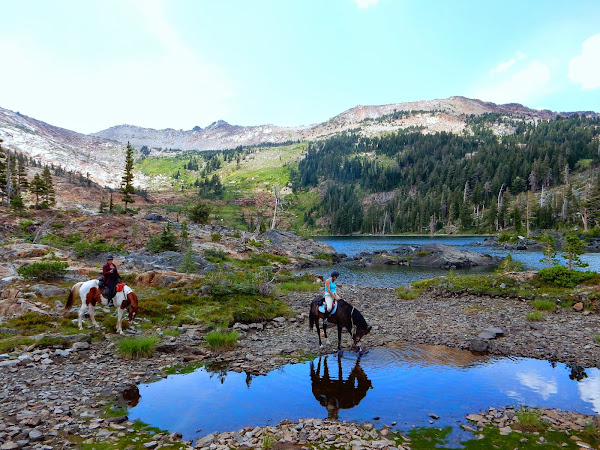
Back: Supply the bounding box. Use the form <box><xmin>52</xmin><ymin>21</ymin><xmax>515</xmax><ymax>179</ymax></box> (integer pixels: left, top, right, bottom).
<box><xmin>1</xmin><ymin>282</ymin><xmax>599</xmax><ymax>448</ymax></box>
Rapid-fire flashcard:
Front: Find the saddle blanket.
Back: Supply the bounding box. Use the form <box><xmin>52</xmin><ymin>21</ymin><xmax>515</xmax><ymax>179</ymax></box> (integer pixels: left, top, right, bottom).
<box><xmin>318</xmin><ymin>302</ymin><xmax>338</xmax><ymax>315</ymax></box>
<box><xmin>116</xmin><ymin>283</ymin><xmax>126</xmax><ymax>292</ymax></box>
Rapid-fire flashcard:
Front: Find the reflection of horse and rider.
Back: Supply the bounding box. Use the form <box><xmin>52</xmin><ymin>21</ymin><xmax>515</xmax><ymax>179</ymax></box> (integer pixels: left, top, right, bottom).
<box><xmin>310</xmin><ymin>355</ymin><xmax>372</xmax><ymax>419</ymax></box>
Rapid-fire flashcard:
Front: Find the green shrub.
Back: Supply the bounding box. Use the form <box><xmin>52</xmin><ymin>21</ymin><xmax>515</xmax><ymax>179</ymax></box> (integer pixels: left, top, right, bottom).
<box><xmin>146</xmin><ymin>224</ymin><xmax>178</xmax><ymax>253</ymax></box>
<box><xmin>204</xmin><ymin>248</ymin><xmax>227</xmax><ymax>263</ymax></box>
<box><xmin>178</xmin><ymin>249</ymin><xmax>196</xmax><ymax>273</ymax></box>
<box><xmin>19</xmin><ymin>219</ymin><xmax>34</xmax><ymax>231</ymax></box>
<box><xmin>496</xmin><ymin>254</ymin><xmax>523</xmax><ymax>273</ymax></box>
<box><xmin>187</xmin><ymin>200</ymin><xmax>212</xmax><ymax>224</ymax></box>
<box><xmin>536</xmin><ymin>266</ymin><xmax>596</xmax><ymax>288</ymax></box>
<box><xmin>531</xmin><ymin>299</ymin><xmax>555</xmax><ymax>311</ymax></box>
<box><xmin>17</xmin><ymin>261</ymin><xmax>68</xmax><ymax>280</ymax></box>
<box><xmin>526</xmin><ymin>311</ymin><xmax>543</xmax><ymax>321</ymax></box>
<box><xmin>202</xmin><ymin>270</ymin><xmax>262</xmax><ymax>296</ymax></box>
<box><xmin>204</xmin><ymin>330</ymin><xmax>239</xmax><ymax>349</ymax></box>
<box><xmin>117</xmin><ymin>336</ymin><xmax>159</xmax><ymax>358</ymax></box>
<box><xmin>416</xmin><ymin>251</ymin><xmax>429</xmax><ymax>257</ymax></box>
<box><xmin>595</xmin><ymin>335</ymin><xmax>600</xmax><ymax>344</ymax></box>
<box><xmin>497</xmin><ymin>232</ymin><xmax>519</xmax><ymax>243</ymax></box>
<box><xmin>211</xmin><ymin>233</ymin><xmax>222</xmax><ymax>242</ymax></box>
<box><xmin>74</xmin><ymin>238</ymin><xmax>122</xmax><ymax>258</ymax></box>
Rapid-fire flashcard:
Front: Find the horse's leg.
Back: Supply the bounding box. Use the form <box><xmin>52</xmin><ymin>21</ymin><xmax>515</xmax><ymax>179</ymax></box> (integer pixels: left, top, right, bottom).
<box><xmin>116</xmin><ymin>308</ymin><xmax>124</xmax><ymax>334</ymax></box>
<box><xmin>78</xmin><ymin>304</ymin><xmax>85</xmax><ymax>330</ymax></box>
<box><xmin>89</xmin><ymin>304</ymin><xmax>99</xmax><ymax>328</ymax></box>
<box><xmin>315</xmin><ymin>317</ymin><xmax>322</xmax><ymax>348</ymax></box>
<box><xmin>337</xmin><ymin>324</ymin><xmax>343</xmax><ymax>356</ymax></box>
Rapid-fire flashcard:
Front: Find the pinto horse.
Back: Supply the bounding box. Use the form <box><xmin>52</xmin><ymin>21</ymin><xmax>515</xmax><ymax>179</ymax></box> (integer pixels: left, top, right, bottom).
<box><xmin>309</xmin><ymin>296</ymin><xmax>371</xmax><ymax>355</ymax></box>
<box><xmin>111</xmin><ymin>283</ymin><xmax>139</xmax><ymax>334</ymax></box>
<box><xmin>63</xmin><ymin>280</ymin><xmax>139</xmax><ymax>334</ymax></box>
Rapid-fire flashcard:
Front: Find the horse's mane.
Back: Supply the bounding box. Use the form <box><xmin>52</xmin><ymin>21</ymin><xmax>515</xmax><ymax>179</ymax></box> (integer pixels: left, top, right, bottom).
<box><xmin>351</xmin><ymin>306</ymin><xmax>368</xmax><ymax>330</ymax></box>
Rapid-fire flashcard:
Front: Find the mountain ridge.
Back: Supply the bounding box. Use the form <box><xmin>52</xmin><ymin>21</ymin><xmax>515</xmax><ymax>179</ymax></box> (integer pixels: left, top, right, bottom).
<box><xmin>1</xmin><ymin>96</ymin><xmax>598</xmax><ymax>188</ymax></box>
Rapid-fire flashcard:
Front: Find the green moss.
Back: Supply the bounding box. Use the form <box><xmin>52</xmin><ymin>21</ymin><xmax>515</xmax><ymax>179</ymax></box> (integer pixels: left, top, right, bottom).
<box><xmin>0</xmin><ymin>336</ymin><xmax>35</xmax><ymax>352</ymax></box>
<box><xmin>515</xmin><ymin>407</ymin><xmax>544</xmax><ymax>432</ymax></box>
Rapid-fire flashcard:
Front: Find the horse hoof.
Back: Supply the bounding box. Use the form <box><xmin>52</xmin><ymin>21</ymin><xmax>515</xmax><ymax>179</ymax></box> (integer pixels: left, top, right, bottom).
<box><xmin>358</xmin><ymin>349</ymin><xmax>365</xmax><ymax>356</ymax></box>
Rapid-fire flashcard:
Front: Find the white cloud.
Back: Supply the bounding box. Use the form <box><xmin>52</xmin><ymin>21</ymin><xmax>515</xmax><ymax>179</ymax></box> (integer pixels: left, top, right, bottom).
<box><xmin>569</xmin><ymin>33</ymin><xmax>600</xmax><ymax>90</ymax></box>
<box><xmin>516</xmin><ymin>370</ymin><xmax>558</xmax><ymax>400</ymax></box>
<box><xmin>578</xmin><ymin>372</ymin><xmax>600</xmax><ymax>414</ymax></box>
<box><xmin>472</xmin><ymin>59</ymin><xmax>551</xmax><ymax>105</ymax></box>
<box><xmin>491</xmin><ymin>51</ymin><xmax>526</xmax><ymax>74</ymax></box>
<box><xmin>354</xmin><ymin>0</ymin><xmax>379</xmax><ymax>9</ymax></box>
<box><xmin>0</xmin><ymin>0</ymin><xmax>236</xmax><ymax>134</ymax></box>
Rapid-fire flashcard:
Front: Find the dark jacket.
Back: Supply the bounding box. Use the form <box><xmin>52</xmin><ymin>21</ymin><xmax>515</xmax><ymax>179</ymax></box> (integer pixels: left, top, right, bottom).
<box><xmin>102</xmin><ymin>262</ymin><xmax>120</xmax><ymax>285</ymax></box>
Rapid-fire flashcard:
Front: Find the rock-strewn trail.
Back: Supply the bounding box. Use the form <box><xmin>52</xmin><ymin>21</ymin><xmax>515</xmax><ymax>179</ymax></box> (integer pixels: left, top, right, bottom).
<box><xmin>1</xmin><ymin>284</ymin><xmax>599</xmax><ymax>448</ymax></box>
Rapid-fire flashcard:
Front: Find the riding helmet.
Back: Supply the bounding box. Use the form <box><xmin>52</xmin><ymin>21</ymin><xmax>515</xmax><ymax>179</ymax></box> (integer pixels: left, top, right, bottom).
<box><xmin>331</xmin><ymin>270</ymin><xmax>340</xmax><ymax>278</ymax></box>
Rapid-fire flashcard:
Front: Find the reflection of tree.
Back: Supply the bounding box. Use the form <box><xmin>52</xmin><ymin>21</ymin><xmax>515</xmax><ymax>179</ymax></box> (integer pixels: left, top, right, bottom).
<box><xmin>205</xmin><ymin>362</ymin><xmax>229</xmax><ymax>384</ymax></box>
<box><xmin>566</xmin><ymin>363</ymin><xmax>588</xmax><ymax>382</ymax></box>
<box><xmin>310</xmin><ymin>355</ymin><xmax>372</xmax><ymax>419</ymax></box>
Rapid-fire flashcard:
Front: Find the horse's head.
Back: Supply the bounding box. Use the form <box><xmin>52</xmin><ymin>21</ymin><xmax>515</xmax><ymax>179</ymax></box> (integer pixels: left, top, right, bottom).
<box><xmin>127</xmin><ymin>292</ymin><xmax>139</xmax><ymax>322</ymax></box>
<box><xmin>352</xmin><ymin>325</ymin><xmax>371</xmax><ymax>346</ymax></box>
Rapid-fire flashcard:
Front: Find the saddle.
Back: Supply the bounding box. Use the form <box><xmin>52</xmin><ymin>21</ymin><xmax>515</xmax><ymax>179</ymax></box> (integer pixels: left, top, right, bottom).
<box><xmin>318</xmin><ymin>299</ymin><xmax>338</xmax><ymax>315</ymax></box>
<box><xmin>116</xmin><ymin>283</ymin><xmax>126</xmax><ymax>293</ymax></box>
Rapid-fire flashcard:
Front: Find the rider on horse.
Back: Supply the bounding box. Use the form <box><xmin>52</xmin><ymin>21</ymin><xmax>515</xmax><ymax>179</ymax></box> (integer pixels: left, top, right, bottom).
<box><xmin>324</xmin><ymin>271</ymin><xmax>340</xmax><ymax>319</ymax></box>
<box><xmin>102</xmin><ymin>255</ymin><xmax>121</xmax><ymax>307</ymax></box>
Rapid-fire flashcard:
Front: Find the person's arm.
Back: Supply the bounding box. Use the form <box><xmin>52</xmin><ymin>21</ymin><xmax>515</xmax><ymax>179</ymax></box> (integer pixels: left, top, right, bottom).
<box><xmin>102</xmin><ymin>264</ymin><xmax>110</xmax><ymax>276</ymax></box>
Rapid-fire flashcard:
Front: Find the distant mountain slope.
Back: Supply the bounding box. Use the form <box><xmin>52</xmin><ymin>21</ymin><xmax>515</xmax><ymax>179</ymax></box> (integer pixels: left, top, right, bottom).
<box><xmin>91</xmin><ymin>96</ymin><xmax>598</xmax><ymax>151</ymax></box>
<box><xmin>0</xmin><ymin>107</ymin><xmax>124</xmax><ymax>187</ymax></box>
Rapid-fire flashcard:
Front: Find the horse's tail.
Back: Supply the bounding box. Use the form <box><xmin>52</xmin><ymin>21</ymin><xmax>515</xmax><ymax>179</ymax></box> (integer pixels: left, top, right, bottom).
<box><xmin>63</xmin><ymin>282</ymin><xmax>81</xmax><ymax>314</ymax></box>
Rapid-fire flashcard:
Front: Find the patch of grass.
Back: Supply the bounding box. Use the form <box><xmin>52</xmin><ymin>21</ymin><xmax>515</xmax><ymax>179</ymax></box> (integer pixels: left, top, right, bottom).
<box><xmin>139</xmin><ymin>299</ymin><xmax>182</xmax><ymax>318</ymax></box>
<box><xmin>37</xmin><ymin>336</ymin><xmax>69</xmax><ymax>348</ymax></box>
<box><xmin>314</xmin><ymin>252</ymin><xmax>333</xmax><ymax>262</ymax></box>
<box><xmin>416</xmin><ymin>250</ymin><xmax>430</xmax><ymax>257</ymax></box>
<box><xmin>0</xmin><ymin>336</ymin><xmax>35</xmax><ymax>352</ymax></box>
<box><xmin>412</xmin><ymin>278</ymin><xmax>438</xmax><ymax>289</ymax></box>
<box><xmin>235</xmin><ymin>252</ymin><xmax>290</xmax><ymax>268</ymax></box>
<box><xmin>531</xmin><ymin>299</ymin><xmax>555</xmax><ymax>311</ymax></box>
<box><xmin>262</xmin><ymin>433</ymin><xmax>275</xmax><ymax>449</ymax></box>
<box><xmin>396</xmin><ymin>286</ymin><xmax>424</xmax><ymax>300</ymax></box>
<box><xmin>526</xmin><ymin>311</ymin><xmax>544</xmax><ymax>321</ymax></box>
<box><xmin>211</xmin><ymin>233</ymin><xmax>222</xmax><ymax>242</ymax></box>
<box><xmin>117</xmin><ymin>336</ymin><xmax>159</xmax><ymax>359</ymax></box>
<box><xmin>515</xmin><ymin>407</ymin><xmax>544</xmax><ymax>432</ymax></box>
<box><xmin>100</xmin><ymin>315</ymin><xmax>131</xmax><ymax>333</ymax></box>
<box><xmin>204</xmin><ymin>330</ymin><xmax>240</xmax><ymax>349</ymax></box>
<box><xmin>276</xmin><ymin>280</ymin><xmax>319</xmax><ymax>295</ymax></box>
<box><xmin>74</xmin><ymin>238</ymin><xmax>122</xmax><ymax>259</ymax></box>
<box><xmin>162</xmin><ymin>328</ymin><xmax>182</xmax><ymax>337</ymax></box>
<box><xmin>595</xmin><ymin>335</ymin><xmax>600</xmax><ymax>343</ymax></box>
<box><xmin>8</xmin><ymin>312</ymin><xmax>54</xmax><ymax>332</ymax></box>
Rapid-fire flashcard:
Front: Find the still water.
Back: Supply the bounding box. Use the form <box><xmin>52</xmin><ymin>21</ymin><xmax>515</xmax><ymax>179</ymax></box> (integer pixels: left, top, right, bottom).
<box><xmin>310</xmin><ymin>236</ymin><xmax>600</xmax><ymax>287</ymax></box>
<box><xmin>128</xmin><ymin>346</ymin><xmax>599</xmax><ymax>445</ymax></box>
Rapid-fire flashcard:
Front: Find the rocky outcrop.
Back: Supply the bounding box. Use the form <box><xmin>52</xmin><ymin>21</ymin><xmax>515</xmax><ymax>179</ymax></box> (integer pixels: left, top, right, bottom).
<box><xmin>259</xmin><ymin>229</ymin><xmax>345</xmax><ymax>264</ymax></box>
<box><xmin>355</xmin><ymin>243</ymin><xmax>500</xmax><ymax>269</ymax></box>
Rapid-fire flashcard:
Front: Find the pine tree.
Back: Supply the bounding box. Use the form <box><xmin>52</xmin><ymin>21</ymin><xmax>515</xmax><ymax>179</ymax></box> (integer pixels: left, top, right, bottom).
<box><xmin>562</xmin><ymin>235</ymin><xmax>588</xmax><ymax>270</ymax></box>
<box><xmin>121</xmin><ymin>142</ymin><xmax>135</xmax><ymax>213</ymax></box>
<box><xmin>17</xmin><ymin>159</ymin><xmax>28</xmax><ymax>196</ymax></box>
<box><xmin>41</xmin><ymin>166</ymin><xmax>55</xmax><ymax>207</ymax></box>
<box><xmin>0</xmin><ymin>139</ymin><xmax>7</xmax><ymax>205</ymax></box>
<box><xmin>30</xmin><ymin>173</ymin><xmax>45</xmax><ymax>208</ymax></box>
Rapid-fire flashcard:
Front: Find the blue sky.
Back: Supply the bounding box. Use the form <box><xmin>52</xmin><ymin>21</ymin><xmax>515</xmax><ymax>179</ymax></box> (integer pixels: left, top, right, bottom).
<box><xmin>0</xmin><ymin>0</ymin><xmax>599</xmax><ymax>134</ymax></box>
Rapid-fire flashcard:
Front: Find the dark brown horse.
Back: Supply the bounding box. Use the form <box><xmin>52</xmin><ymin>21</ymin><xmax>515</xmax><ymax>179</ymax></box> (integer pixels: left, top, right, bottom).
<box><xmin>309</xmin><ymin>296</ymin><xmax>371</xmax><ymax>355</ymax></box>
<box><xmin>310</xmin><ymin>355</ymin><xmax>372</xmax><ymax>419</ymax></box>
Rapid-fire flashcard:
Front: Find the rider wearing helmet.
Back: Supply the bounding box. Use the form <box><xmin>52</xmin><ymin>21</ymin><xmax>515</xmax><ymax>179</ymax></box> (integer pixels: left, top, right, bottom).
<box><xmin>102</xmin><ymin>255</ymin><xmax>120</xmax><ymax>307</ymax></box>
<box><xmin>324</xmin><ymin>270</ymin><xmax>340</xmax><ymax>318</ymax></box>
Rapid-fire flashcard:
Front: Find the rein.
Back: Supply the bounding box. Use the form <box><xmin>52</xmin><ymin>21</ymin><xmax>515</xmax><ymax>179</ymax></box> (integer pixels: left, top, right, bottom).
<box><xmin>350</xmin><ymin>306</ymin><xmax>355</xmax><ymax>333</ymax></box>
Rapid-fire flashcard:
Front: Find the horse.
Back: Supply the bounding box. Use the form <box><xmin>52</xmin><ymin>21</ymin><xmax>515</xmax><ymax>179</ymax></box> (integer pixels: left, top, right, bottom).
<box><xmin>63</xmin><ymin>280</ymin><xmax>139</xmax><ymax>334</ymax></box>
<box><xmin>63</xmin><ymin>279</ymin><xmax>103</xmax><ymax>331</ymax></box>
<box><xmin>111</xmin><ymin>283</ymin><xmax>139</xmax><ymax>334</ymax></box>
<box><xmin>310</xmin><ymin>355</ymin><xmax>372</xmax><ymax>419</ymax></box>
<box><xmin>309</xmin><ymin>296</ymin><xmax>371</xmax><ymax>355</ymax></box>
